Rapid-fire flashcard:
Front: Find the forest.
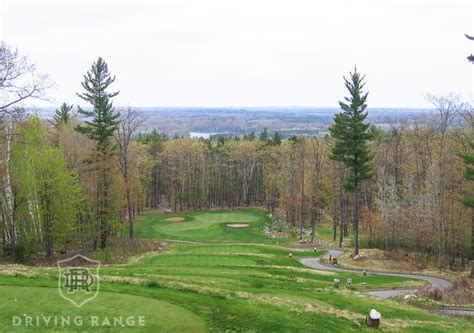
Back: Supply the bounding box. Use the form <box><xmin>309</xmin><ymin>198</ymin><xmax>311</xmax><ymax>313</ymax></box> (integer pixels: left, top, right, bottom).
<box><xmin>0</xmin><ymin>41</ymin><xmax>473</xmax><ymax>277</ymax></box>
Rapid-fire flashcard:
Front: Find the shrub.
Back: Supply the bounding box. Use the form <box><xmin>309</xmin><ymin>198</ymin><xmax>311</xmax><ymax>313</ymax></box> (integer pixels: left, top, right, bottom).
<box><xmin>145</xmin><ymin>280</ymin><xmax>161</xmax><ymax>288</ymax></box>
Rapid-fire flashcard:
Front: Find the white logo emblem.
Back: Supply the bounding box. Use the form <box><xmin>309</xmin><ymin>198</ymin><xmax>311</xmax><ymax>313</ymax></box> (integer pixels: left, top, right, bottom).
<box><xmin>57</xmin><ymin>254</ymin><xmax>100</xmax><ymax>307</ymax></box>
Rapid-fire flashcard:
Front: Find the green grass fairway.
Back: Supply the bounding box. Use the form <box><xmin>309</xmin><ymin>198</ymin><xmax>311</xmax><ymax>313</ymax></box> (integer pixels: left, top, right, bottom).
<box><xmin>1</xmin><ymin>210</ymin><xmax>473</xmax><ymax>332</ymax></box>
<box><xmin>136</xmin><ymin>209</ymin><xmax>283</xmax><ymax>243</ymax></box>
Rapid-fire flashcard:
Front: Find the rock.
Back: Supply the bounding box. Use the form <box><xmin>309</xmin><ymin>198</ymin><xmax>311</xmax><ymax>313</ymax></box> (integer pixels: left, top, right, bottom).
<box><xmin>334</xmin><ymin>279</ymin><xmax>340</xmax><ymax>288</ymax></box>
<box><xmin>369</xmin><ymin>309</ymin><xmax>381</xmax><ymax>320</ymax></box>
<box><xmin>403</xmin><ymin>294</ymin><xmax>417</xmax><ymax>301</ymax></box>
<box><xmin>353</xmin><ymin>254</ymin><xmax>361</xmax><ymax>261</ymax></box>
<box><xmin>366</xmin><ymin>309</ymin><xmax>381</xmax><ymax>328</ymax></box>
<box><xmin>362</xmin><ymin>270</ymin><xmax>367</xmax><ymax>276</ymax></box>
<box><xmin>288</xmin><ymin>253</ymin><xmax>293</xmax><ymax>258</ymax></box>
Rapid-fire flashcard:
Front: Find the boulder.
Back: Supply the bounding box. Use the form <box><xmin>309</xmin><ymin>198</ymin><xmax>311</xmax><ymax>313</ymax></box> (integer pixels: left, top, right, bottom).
<box><xmin>403</xmin><ymin>294</ymin><xmax>417</xmax><ymax>302</ymax></box>
<box><xmin>366</xmin><ymin>309</ymin><xmax>381</xmax><ymax>328</ymax></box>
<box><xmin>369</xmin><ymin>309</ymin><xmax>382</xmax><ymax>320</ymax></box>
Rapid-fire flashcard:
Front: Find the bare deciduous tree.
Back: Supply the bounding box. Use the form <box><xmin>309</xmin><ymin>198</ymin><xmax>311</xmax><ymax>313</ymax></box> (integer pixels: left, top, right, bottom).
<box><xmin>0</xmin><ymin>42</ymin><xmax>50</xmax><ymax>112</ymax></box>
<box><xmin>116</xmin><ymin>108</ymin><xmax>145</xmax><ymax>239</ymax></box>
<box><xmin>427</xmin><ymin>94</ymin><xmax>463</xmax><ymax>267</ymax></box>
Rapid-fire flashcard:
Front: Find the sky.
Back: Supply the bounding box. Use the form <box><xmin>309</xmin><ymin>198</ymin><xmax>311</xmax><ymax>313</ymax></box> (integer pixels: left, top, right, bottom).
<box><xmin>1</xmin><ymin>0</ymin><xmax>473</xmax><ymax>108</ymax></box>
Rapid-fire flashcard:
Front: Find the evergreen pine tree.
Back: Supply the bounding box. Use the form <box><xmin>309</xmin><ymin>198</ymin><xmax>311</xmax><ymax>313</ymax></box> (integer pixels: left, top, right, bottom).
<box><xmin>75</xmin><ymin>57</ymin><xmax>119</xmax><ymax>249</ymax></box>
<box><xmin>76</xmin><ymin>58</ymin><xmax>119</xmax><ymax>153</ymax></box>
<box><xmin>259</xmin><ymin>128</ymin><xmax>270</xmax><ymax>143</ymax></box>
<box><xmin>50</xmin><ymin>102</ymin><xmax>73</xmax><ymax>129</ymax></box>
<box><xmin>243</xmin><ymin>131</ymin><xmax>256</xmax><ymax>141</ymax></box>
<box><xmin>329</xmin><ymin>67</ymin><xmax>373</xmax><ymax>256</ymax></box>
<box><xmin>271</xmin><ymin>131</ymin><xmax>282</xmax><ymax>146</ymax></box>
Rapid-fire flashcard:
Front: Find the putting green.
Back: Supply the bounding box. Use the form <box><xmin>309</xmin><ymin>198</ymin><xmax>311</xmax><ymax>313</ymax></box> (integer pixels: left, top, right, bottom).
<box><xmin>136</xmin><ymin>210</ymin><xmax>279</xmax><ymax>243</ymax></box>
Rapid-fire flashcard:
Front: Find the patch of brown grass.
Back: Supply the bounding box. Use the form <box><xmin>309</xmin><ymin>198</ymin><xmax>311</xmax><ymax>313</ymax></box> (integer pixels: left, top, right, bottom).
<box><xmin>0</xmin><ymin>264</ymin><xmax>38</xmax><ymax>277</ymax></box>
<box><xmin>0</xmin><ymin>238</ymin><xmax>166</xmax><ymax>266</ymax></box>
<box><xmin>442</xmin><ymin>277</ymin><xmax>474</xmax><ymax>305</ymax></box>
<box><xmin>337</xmin><ymin>249</ymin><xmax>467</xmax><ymax>280</ymax></box>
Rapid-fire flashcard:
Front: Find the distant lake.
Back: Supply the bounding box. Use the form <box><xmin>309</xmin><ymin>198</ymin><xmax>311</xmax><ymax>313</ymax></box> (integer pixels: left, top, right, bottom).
<box><xmin>189</xmin><ymin>132</ymin><xmax>215</xmax><ymax>139</ymax></box>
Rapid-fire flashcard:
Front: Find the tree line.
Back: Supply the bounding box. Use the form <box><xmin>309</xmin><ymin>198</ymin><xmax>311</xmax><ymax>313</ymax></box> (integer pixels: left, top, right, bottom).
<box><xmin>0</xmin><ymin>40</ymin><xmax>473</xmax><ymax>276</ymax></box>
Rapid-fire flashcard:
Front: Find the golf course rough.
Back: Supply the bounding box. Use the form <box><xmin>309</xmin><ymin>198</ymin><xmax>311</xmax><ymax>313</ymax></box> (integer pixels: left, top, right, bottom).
<box><xmin>0</xmin><ymin>209</ymin><xmax>472</xmax><ymax>332</ymax></box>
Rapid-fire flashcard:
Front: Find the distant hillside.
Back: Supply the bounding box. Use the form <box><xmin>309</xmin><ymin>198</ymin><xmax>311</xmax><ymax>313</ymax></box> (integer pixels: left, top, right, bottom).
<box><xmin>31</xmin><ymin>106</ymin><xmax>431</xmax><ymax>137</ymax></box>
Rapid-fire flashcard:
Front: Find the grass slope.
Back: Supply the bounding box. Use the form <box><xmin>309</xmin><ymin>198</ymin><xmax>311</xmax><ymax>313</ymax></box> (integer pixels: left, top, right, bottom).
<box><xmin>0</xmin><ymin>209</ymin><xmax>472</xmax><ymax>332</ymax></box>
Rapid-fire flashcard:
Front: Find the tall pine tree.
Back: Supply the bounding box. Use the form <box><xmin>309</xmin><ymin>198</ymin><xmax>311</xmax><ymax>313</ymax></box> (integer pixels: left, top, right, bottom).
<box><xmin>75</xmin><ymin>57</ymin><xmax>119</xmax><ymax>249</ymax></box>
<box><xmin>329</xmin><ymin>67</ymin><xmax>373</xmax><ymax>256</ymax></box>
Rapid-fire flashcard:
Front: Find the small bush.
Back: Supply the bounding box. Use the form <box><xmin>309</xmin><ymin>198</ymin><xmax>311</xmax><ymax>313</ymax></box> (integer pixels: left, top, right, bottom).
<box><xmin>145</xmin><ymin>280</ymin><xmax>161</xmax><ymax>288</ymax></box>
<box><xmin>13</xmin><ymin>239</ymin><xmax>37</xmax><ymax>262</ymax></box>
<box><xmin>419</xmin><ymin>286</ymin><xmax>444</xmax><ymax>301</ymax></box>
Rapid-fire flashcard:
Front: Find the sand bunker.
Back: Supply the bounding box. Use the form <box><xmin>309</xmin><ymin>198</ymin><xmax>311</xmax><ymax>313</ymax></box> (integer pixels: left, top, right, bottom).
<box><xmin>226</xmin><ymin>223</ymin><xmax>249</xmax><ymax>228</ymax></box>
<box><xmin>165</xmin><ymin>217</ymin><xmax>185</xmax><ymax>222</ymax></box>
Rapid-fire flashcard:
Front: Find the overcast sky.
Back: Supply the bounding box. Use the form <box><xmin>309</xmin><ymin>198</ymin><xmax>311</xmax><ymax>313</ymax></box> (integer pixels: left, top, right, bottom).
<box><xmin>1</xmin><ymin>0</ymin><xmax>473</xmax><ymax>108</ymax></box>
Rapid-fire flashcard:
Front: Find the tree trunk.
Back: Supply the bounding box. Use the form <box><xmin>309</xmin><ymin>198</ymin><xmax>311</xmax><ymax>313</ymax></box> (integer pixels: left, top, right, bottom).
<box><xmin>353</xmin><ymin>180</ymin><xmax>360</xmax><ymax>256</ymax></box>
<box><xmin>100</xmin><ymin>160</ymin><xmax>108</xmax><ymax>249</ymax></box>
<box><xmin>299</xmin><ymin>142</ymin><xmax>305</xmax><ymax>241</ymax></box>
<box><xmin>310</xmin><ymin>192</ymin><xmax>317</xmax><ymax>243</ymax></box>
<box><xmin>126</xmin><ymin>183</ymin><xmax>134</xmax><ymax>239</ymax></box>
<box><xmin>471</xmin><ymin>212</ymin><xmax>474</xmax><ymax>276</ymax></box>
<box><xmin>2</xmin><ymin>120</ymin><xmax>16</xmax><ymax>254</ymax></box>
<box><xmin>271</xmin><ymin>203</ymin><xmax>275</xmax><ymax>234</ymax></box>
<box><xmin>338</xmin><ymin>163</ymin><xmax>345</xmax><ymax>248</ymax></box>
